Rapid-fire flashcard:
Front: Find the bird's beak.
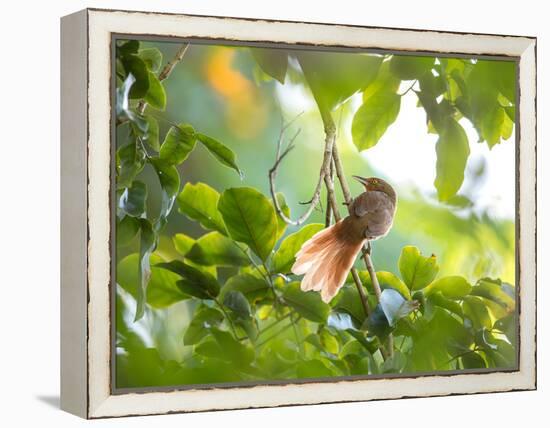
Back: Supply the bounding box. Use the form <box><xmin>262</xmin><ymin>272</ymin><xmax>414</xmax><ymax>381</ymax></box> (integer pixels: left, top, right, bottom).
<box><xmin>353</xmin><ymin>175</ymin><xmax>369</xmax><ymax>187</ymax></box>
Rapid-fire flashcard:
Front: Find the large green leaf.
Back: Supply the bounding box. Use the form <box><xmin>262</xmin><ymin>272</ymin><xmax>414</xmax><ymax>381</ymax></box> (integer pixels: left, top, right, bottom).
<box><xmin>434</xmin><ymin>118</ymin><xmax>470</xmax><ymax>201</ymax></box>
<box><xmin>352</xmin><ymin>91</ymin><xmax>401</xmax><ymax>151</ymax></box>
<box><xmin>374</xmin><ymin>271</ymin><xmax>411</xmax><ymax>300</ymax></box>
<box><xmin>218</xmin><ymin>187</ymin><xmax>278</xmax><ymax>261</ymax></box>
<box><xmin>172</xmin><ymin>233</ymin><xmax>195</xmax><ymax>256</ymax></box>
<box><xmin>150</xmin><ymin>159</ymin><xmax>180</xmax><ymax>231</ymax></box>
<box><xmin>471</xmin><ymin>278</ymin><xmax>515</xmax><ymax>313</ymax></box>
<box><xmin>424</xmin><ymin>275</ymin><xmax>472</xmax><ymax>299</ymax></box>
<box><xmin>297</xmin><ymin>52</ymin><xmax>383</xmax><ymax>111</ymax></box>
<box><xmin>281</xmin><ymin>282</ymin><xmax>330</xmax><ymax>323</ymax></box>
<box><xmin>379</xmin><ymin>289</ymin><xmax>418</xmax><ymax>327</ymax></box>
<box><xmin>156</xmin><ymin>260</ymin><xmax>220</xmax><ymax>299</ymax></box>
<box><xmin>144</xmin><ymin>71</ymin><xmax>167</xmax><ymax>110</ymax></box>
<box><xmin>463</xmin><ymin>296</ymin><xmax>492</xmax><ymax>330</ymax></box>
<box><xmin>142</xmin><ymin>116</ymin><xmax>160</xmax><ymax>151</ymax></box>
<box><xmin>271</xmin><ymin>223</ymin><xmax>324</xmax><ymax>273</ymax></box>
<box><xmin>117</xmin><ymin>216</ymin><xmax>140</xmax><ymax>246</ymax></box>
<box><xmin>219</xmin><ymin>273</ymin><xmax>270</xmax><ymax>303</ymax></box>
<box><xmin>331</xmin><ymin>286</ymin><xmax>367</xmax><ymax>329</ymax></box>
<box><xmin>186</xmin><ymin>232</ymin><xmax>249</xmax><ymax>267</ymax></box>
<box><xmin>118</xmin><ymin>180</ymin><xmax>147</xmax><ymax>217</ymax></box>
<box><xmin>116</xmin><ymin>141</ymin><xmax>146</xmax><ymax>189</ymax></box>
<box><xmin>177</xmin><ymin>182</ymin><xmax>227</xmax><ymax>234</ymax></box>
<box><xmin>120</xmin><ymin>54</ymin><xmax>150</xmax><ymax>99</ymax></box>
<box><xmin>138</xmin><ymin>47</ymin><xmax>163</xmax><ymax>72</ymax></box>
<box><xmin>117</xmin><ymin>253</ymin><xmax>188</xmax><ymax>309</ymax></box>
<box><xmin>250</xmin><ymin>48</ymin><xmax>288</xmax><ymax>84</ymax></box>
<box><xmin>159</xmin><ymin>124</ymin><xmax>196</xmax><ymax>165</ymax></box>
<box><xmin>115</xmin><ymin>74</ymin><xmax>148</xmax><ymax>132</ymax></box>
<box><xmin>390</xmin><ymin>55</ymin><xmax>435</xmax><ymax>80</ymax></box>
<box><xmin>196</xmin><ymin>133</ymin><xmax>242</xmax><ymax>177</ymax></box>
<box><xmin>135</xmin><ymin>219</ymin><xmax>156</xmax><ymax>320</ymax></box>
<box><xmin>398</xmin><ymin>246</ymin><xmax>439</xmax><ymax>291</ymax></box>
<box><xmin>362</xmin><ymin>60</ymin><xmax>401</xmax><ymax>102</ymax></box>
<box><xmin>195</xmin><ymin>328</ymin><xmax>254</xmax><ymax>368</ymax></box>
<box><xmin>183</xmin><ymin>305</ymin><xmax>224</xmax><ymax>345</ymax></box>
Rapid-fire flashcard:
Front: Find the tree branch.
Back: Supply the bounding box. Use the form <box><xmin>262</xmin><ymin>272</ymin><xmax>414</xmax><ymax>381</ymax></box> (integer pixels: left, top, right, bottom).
<box><xmin>269</xmin><ymin>114</ymin><xmax>334</xmax><ymax>226</ymax></box>
<box><xmin>136</xmin><ymin>43</ymin><xmax>190</xmax><ymax>115</ymax></box>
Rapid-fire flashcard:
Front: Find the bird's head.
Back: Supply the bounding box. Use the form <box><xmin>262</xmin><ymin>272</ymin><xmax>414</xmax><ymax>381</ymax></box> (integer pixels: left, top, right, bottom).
<box><xmin>353</xmin><ymin>176</ymin><xmax>397</xmax><ymax>203</ymax></box>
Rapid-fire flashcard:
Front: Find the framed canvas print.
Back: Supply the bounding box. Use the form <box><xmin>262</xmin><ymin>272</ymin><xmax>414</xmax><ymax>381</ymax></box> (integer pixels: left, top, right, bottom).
<box><xmin>60</xmin><ymin>8</ymin><xmax>537</xmax><ymax>419</ymax></box>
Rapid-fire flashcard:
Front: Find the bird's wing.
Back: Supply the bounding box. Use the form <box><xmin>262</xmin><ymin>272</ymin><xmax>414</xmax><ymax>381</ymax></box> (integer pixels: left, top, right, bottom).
<box><xmin>352</xmin><ymin>190</ymin><xmax>393</xmax><ymax>217</ymax></box>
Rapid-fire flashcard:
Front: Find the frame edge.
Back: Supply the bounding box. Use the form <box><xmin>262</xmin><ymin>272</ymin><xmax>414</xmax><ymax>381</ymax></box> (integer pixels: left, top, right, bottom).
<box><xmin>60</xmin><ymin>9</ymin><xmax>89</xmax><ymax>419</ymax></box>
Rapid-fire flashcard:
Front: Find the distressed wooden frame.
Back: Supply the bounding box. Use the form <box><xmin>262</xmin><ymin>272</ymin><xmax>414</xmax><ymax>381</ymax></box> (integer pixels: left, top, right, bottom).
<box><xmin>60</xmin><ymin>8</ymin><xmax>537</xmax><ymax>419</ymax></box>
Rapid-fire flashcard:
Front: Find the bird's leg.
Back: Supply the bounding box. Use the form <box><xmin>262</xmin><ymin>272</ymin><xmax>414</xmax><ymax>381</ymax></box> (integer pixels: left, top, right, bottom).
<box><xmin>365</xmin><ymin>241</ymin><xmax>372</xmax><ymax>256</ymax></box>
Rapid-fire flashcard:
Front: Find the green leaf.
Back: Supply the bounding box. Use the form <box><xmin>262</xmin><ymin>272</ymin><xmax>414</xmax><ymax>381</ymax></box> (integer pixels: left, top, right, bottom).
<box><xmin>118</xmin><ymin>180</ymin><xmax>147</xmax><ymax>217</ymax></box>
<box><xmin>117</xmin><ymin>216</ymin><xmax>140</xmax><ymax>246</ymax></box>
<box><xmin>424</xmin><ymin>275</ymin><xmax>472</xmax><ymax>300</ymax></box>
<box><xmin>362</xmin><ymin>60</ymin><xmax>401</xmax><ymax>102</ymax></box>
<box><xmin>138</xmin><ymin>48</ymin><xmax>163</xmax><ymax>72</ymax></box>
<box><xmin>494</xmin><ymin>314</ymin><xmax>517</xmax><ymax>344</ymax></box>
<box><xmin>390</xmin><ymin>55</ymin><xmax>435</xmax><ymax>80</ymax></box>
<box><xmin>331</xmin><ymin>286</ymin><xmax>367</xmax><ymax>329</ymax></box>
<box><xmin>172</xmin><ymin>233</ymin><xmax>195</xmax><ymax>256</ymax></box>
<box><xmin>117</xmin><ymin>253</ymin><xmax>188</xmax><ymax>309</ymax></box>
<box><xmin>156</xmin><ymin>260</ymin><xmax>220</xmax><ymax>299</ymax></box>
<box><xmin>142</xmin><ymin>116</ymin><xmax>160</xmax><ymax>151</ymax></box>
<box><xmin>219</xmin><ymin>273</ymin><xmax>270</xmax><ymax>303</ymax></box>
<box><xmin>195</xmin><ymin>328</ymin><xmax>255</xmax><ymax>365</ymax></box>
<box><xmin>379</xmin><ymin>289</ymin><xmax>418</xmax><ymax>326</ymax></box>
<box><xmin>218</xmin><ymin>187</ymin><xmax>278</xmax><ymax>261</ymax></box>
<box><xmin>250</xmin><ymin>48</ymin><xmax>288</xmax><ymax>84</ymax></box>
<box><xmin>135</xmin><ymin>219</ymin><xmax>156</xmax><ymax>320</ymax></box>
<box><xmin>117</xmin><ymin>40</ymin><xmax>140</xmax><ymax>57</ymax></box>
<box><xmin>121</xmin><ymin>54</ymin><xmax>150</xmax><ymax>99</ymax></box>
<box><xmin>223</xmin><ymin>290</ymin><xmax>252</xmax><ymax>319</ymax></box>
<box><xmin>297</xmin><ymin>52</ymin><xmax>383</xmax><ymax>111</ymax></box>
<box><xmin>398</xmin><ymin>246</ymin><xmax>439</xmax><ymax>291</ymax></box>
<box><xmin>150</xmin><ymin>159</ymin><xmax>180</xmax><ymax>230</ymax></box>
<box><xmin>183</xmin><ymin>306</ymin><xmax>224</xmax><ymax>345</ymax></box>
<box><xmin>115</xmin><ymin>74</ymin><xmax>148</xmax><ymax>131</ymax></box>
<box><xmin>471</xmin><ymin>278</ymin><xmax>515</xmax><ymax>313</ymax></box>
<box><xmin>461</xmin><ymin>351</ymin><xmax>487</xmax><ymax>369</ymax></box>
<box><xmin>463</xmin><ymin>296</ymin><xmax>492</xmax><ymax>330</ymax></box>
<box><xmin>434</xmin><ymin>118</ymin><xmax>470</xmax><ymax>201</ymax></box>
<box><xmin>186</xmin><ymin>232</ymin><xmax>249</xmax><ymax>267</ymax></box>
<box><xmin>177</xmin><ymin>182</ymin><xmax>227</xmax><ymax>234</ymax></box>
<box><xmin>159</xmin><ymin>124</ymin><xmax>196</xmax><ymax>165</ymax></box>
<box><xmin>144</xmin><ymin>71</ymin><xmax>167</xmax><ymax>110</ymax></box>
<box><xmin>196</xmin><ymin>133</ymin><xmax>242</xmax><ymax>177</ymax></box>
<box><xmin>296</xmin><ymin>359</ymin><xmax>337</xmax><ymax>378</ymax></box>
<box><xmin>116</xmin><ymin>141</ymin><xmax>146</xmax><ymax>189</ymax></box>
<box><xmin>272</xmin><ymin>223</ymin><xmax>324</xmax><ymax>273</ymax></box>
<box><xmin>352</xmin><ymin>91</ymin><xmax>401</xmax><ymax>151</ymax></box>
<box><xmin>425</xmin><ymin>291</ymin><xmax>463</xmax><ymax>318</ymax></box>
<box><xmin>281</xmin><ymin>282</ymin><xmax>330</xmax><ymax>323</ymax></box>
<box><xmin>374</xmin><ymin>271</ymin><xmax>411</xmax><ymax>300</ymax></box>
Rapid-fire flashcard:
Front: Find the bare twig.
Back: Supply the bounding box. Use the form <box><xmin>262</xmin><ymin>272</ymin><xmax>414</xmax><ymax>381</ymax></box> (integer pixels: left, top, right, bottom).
<box><xmin>269</xmin><ymin>113</ymin><xmax>335</xmax><ymax>226</ymax></box>
<box><xmin>136</xmin><ymin>43</ymin><xmax>190</xmax><ymax>115</ymax></box>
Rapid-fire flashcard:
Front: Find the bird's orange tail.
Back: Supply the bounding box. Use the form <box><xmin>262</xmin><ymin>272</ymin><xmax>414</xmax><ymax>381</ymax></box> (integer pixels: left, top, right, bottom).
<box><xmin>291</xmin><ymin>220</ymin><xmax>364</xmax><ymax>303</ymax></box>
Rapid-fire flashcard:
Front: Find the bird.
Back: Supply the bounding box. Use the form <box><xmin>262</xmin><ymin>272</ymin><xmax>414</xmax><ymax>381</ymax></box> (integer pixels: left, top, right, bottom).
<box><xmin>291</xmin><ymin>176</ymin><xmax>397</xmax><ymax>303</ymax></box>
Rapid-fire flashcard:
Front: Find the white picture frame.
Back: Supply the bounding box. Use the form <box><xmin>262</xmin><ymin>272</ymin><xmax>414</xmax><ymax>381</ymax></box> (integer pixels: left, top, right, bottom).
<box><xmin>60</xmin><ymin>8</ymin><xmax>537</xmax><ymax>419</ymax></box>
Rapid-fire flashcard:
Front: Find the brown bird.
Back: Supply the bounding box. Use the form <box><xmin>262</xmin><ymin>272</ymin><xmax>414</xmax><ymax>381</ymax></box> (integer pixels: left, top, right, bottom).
<box><xmin>291</xmin><ymin>176</ymin><xmax>397</xmax><ymax>303</ymax></box>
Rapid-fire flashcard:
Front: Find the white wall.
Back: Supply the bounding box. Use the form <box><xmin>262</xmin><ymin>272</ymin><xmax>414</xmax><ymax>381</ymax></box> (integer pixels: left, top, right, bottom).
<box><xmin>0</xmin><ymin>0</ymin><xmax>545</xmax><ymax>426</ymax></box>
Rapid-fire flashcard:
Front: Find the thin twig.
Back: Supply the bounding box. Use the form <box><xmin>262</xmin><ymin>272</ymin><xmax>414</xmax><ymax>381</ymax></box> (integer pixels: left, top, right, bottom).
<box><xmin>136</xmin><ymin>43</ymin><xmax>190</xmax><ymax>115</ymax></box>
<box><xmin>269</xmin><ymin>113</ymin><xmax>335</xmax><ymax>226</ymax></box>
